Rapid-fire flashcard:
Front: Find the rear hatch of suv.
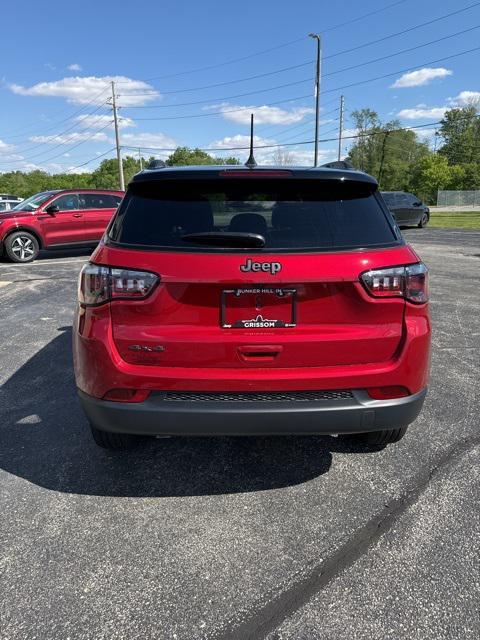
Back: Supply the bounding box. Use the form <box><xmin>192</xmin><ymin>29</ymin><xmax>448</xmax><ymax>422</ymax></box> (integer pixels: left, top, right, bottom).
<box><xmin>102</xmin><ymin>168</ymin><xmax>413</xmax><ymax>370</ymax></box>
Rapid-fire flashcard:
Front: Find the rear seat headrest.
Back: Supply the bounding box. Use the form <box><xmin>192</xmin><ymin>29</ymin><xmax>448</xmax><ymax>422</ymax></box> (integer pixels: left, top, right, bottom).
<box><xmin>229</xmin><ymin>213</ymin><xmax>268</xmax><ymax>235</ymax></box>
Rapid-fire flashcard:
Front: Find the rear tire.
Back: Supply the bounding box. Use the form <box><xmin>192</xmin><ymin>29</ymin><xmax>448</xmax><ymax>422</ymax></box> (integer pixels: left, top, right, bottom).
<box><xmin>418</xmin><ymin>212</ymin><xmax>429</xmax><ymax>228</ymax></box>
<box><xmin>90</xmin><ymin>424</ymin><xmax>140</xmax><ymax>450</ymax></box>
<box><xmin>346</xmin><ymin>426</ymin><xmax>408</xmax><ymax>446</ymax></box>
<box><xmin>5</xmin><ymin>231</ymin><xmax>40</xmax><ymax>263</ymax></box>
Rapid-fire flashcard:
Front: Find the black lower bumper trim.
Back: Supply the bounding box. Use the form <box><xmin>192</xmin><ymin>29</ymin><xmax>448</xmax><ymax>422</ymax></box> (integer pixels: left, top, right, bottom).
<box><xmin>77</xmin><ymin>388</ymin><xmax>427</xmax><ymax>437</ymax></box>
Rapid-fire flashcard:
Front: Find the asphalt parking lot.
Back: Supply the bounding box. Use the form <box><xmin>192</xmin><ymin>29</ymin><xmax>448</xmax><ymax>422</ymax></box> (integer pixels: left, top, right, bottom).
<box><xmin>0</xmin><ymin>228</ymin><xmax>479</xmax><ymax>640</ymax></box>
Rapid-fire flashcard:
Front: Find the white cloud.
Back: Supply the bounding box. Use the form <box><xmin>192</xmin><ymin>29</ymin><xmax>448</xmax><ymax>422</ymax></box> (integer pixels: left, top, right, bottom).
<box><xmin>448</xmin><ymin>91</ymin><xmax>480</xmax><ymax>107</ymax></box>
<box><xmin>207</xmin><ymin>103</ymin><xmax>314</xmax><ymax>125</ymax></box>
<box><xmin>120</xmin><ymin>132</ymin><xmax>178</xmax><ymax>154</ymax></box>
<box><xmin>210</xmin><ymin>134</ymin><xmax>276</xmax><ymax>151</ymax></box>
<box><xmin>74</xmin><ymin>114</ymin><xmax>134</xmax><ymax>129</ymax></box>
<box><xmin>10</xmin><ymin>75</ymin><xmax>159</xmax><ymax>106</ymax></box>
<box><xmin>340</xmin><ymin>128</ymin><xmax>359</xmax><ymax>140</ymax></box>
<box><xmin>391</xmin><ymin>67</ymin><xmax>452</xmax><ymax>88</ymax></box>
<box><xmin>0</xmin><ymin>139</ymin><xmax>15</xmax><ymax>152</ymax></box>
<box><xmin>67</xmin><ymin>165</ymin><xmax>92</xmax><ymax>174</ymax></box>
<box><xmin>408</xmin><ymin>128</ymin><xmax>438</xmax><ymax>144</ymax></box>
<box><xmin>29</xmin><ymin>131</ymin><xmax>109</xmax><ymax>144</ymax></box>
<box><xmin>67</xmin><ymin>63</ymin><xmax>82</xmax><ymax>71</ymax></box>
<box><xmin>397</xmin><ymin>106</ymin><xmax>447</xmax><ymax>120</ymax></box>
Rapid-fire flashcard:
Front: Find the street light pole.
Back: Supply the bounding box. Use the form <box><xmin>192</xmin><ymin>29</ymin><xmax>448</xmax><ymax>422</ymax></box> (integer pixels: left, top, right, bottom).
<box><xmin>338</xmin><ymin>95</ymin><xmax>345</xmax><ymax>161</ymax></box>
<box><xmin>309</xmin><ymin>33</ymin><xmax>322</xmax><ymax>167</ymax></box>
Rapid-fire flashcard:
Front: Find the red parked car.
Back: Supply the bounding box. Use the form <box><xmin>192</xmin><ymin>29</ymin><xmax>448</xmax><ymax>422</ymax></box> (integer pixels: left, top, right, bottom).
<box><xmin>73</xmin><ymin>166</ymin><xmax>430</xmax><ymax>450</ymax></box>
<box><xmin>0</xmin><ymin>189</ymin><xmax>123</xmax><ymax>262</ymax></box>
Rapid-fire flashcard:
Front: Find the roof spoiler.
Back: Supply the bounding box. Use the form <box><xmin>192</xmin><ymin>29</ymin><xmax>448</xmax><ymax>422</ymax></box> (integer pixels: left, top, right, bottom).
<box><xmin>320</xmin><ymin>160</ymin><xmax>354</xmax><ymax>170</ymax></box>
<box><xmin>147</xmin><ymin>159</ymin><xmax>166</xmax><ymax>169</ymax></box>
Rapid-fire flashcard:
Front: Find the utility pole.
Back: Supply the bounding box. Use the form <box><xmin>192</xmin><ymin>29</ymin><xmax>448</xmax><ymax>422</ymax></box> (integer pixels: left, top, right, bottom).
<box><xmin>338</xmin><ymin>95</ymin><xmax>345</xmax><ymax>161</ymax></box>
<box><xmin>111</xmin><ymin>81</ymin><xmax>125</xmax><ymax>191</ymax></box>
<box><xmin>138</xmin><ymin>148</ymin><xmax>144</xmax><ymax>171</ymax></box>
<box><xmin>309</xmin><ymin>33</ymin><xmax>322</xmax><ymax>167</ymax></box>
<box><xmin>378</xmin><ymin>130</ymin><xmax>390</xmax><ymax>186</ymax></box>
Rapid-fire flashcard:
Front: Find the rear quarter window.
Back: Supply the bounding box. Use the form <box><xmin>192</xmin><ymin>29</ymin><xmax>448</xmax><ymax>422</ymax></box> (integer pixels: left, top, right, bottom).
<box><xmin>108</xmin><ymin>178</ymin><xmax>400</xmax><ymax>252</ymax></box>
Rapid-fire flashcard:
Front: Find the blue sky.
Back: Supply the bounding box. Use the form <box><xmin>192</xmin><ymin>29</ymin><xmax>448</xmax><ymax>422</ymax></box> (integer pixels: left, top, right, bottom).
<box><xmin>0</xmin><ymin>0</ymin><xmax>479</xmax><ymax>173</ymax></box>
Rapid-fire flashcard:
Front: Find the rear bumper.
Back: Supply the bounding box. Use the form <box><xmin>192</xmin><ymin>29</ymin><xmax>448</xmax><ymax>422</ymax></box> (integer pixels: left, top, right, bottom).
<box><xmin>78</xmin><ymin>388</ymin><xmax>427</xmax><ymax>436</ymax></box>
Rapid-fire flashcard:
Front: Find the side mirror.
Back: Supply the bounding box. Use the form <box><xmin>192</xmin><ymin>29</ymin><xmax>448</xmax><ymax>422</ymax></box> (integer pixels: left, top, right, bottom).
<box><xmin>413</xmin><ymin>201</ymin><xmax>421</xmax><ymax>207</ymax></box>
<box><xmin>45</xmin><ymin>204</ymin><xmax>60</xmax><ymax>214</ymax></box>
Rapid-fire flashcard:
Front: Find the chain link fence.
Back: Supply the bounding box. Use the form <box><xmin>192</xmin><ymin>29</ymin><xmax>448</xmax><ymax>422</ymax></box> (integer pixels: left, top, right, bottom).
<box><xmin>437</xmin><ymin>190</ymin><xmax>480</xmax><ymax>207</ymax></box>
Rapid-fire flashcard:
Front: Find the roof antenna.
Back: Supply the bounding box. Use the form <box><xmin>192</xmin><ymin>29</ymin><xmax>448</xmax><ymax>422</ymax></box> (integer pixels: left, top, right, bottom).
<box><xmin>245</xmin><ymin>113</ymin><xmax>257</xmax><ymax>168</ymax></box>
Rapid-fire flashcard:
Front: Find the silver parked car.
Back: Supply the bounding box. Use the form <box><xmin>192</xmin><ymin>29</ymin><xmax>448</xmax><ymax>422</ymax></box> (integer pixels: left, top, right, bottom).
<box><xmin>381</xmin><ymin>191</ymin><xmax>430</xmax><ymax>228</ymax></box>
<box><xmin>0</xmin><ymin>194</ymin><xmax>23</xmax><ymax>212</ymax></box>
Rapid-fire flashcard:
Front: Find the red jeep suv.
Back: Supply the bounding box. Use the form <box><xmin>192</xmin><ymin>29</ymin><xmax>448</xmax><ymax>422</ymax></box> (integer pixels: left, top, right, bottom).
<box><xmin>73</xmin><ymin>166</ymin><xmax>430</xmax><ymax>450</ymax></box>
<box><xmin>0</xmin><ymin>189</ymin><xmax>123</xmax><ymax>262</ymax></box>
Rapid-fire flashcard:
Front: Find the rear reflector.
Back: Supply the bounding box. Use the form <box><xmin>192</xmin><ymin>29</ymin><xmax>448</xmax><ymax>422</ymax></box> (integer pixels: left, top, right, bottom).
<box><xmin>360</xmin><ymin>263</ymin><xmax>428</xmax><ymax>303</ymax></box>
<box><xmin>78</xmin><ymin>263</ymin><xmax>159</xmax><ymax>306</ymax></box>
<box><xmin>103</xmin><ymin>389</ymin><xmax>150</xmax><ymax>403</ymax></box>
<box><xmin>367</xmin><ymin>386</ymin><xmax>409</xmax><ymax>400</ymax></box>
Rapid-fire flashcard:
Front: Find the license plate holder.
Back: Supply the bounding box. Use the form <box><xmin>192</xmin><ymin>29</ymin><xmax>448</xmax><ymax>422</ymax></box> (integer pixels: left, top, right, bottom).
<box><xmin>221</xmin><ymin>287</ymin><xmax>297</xmax><ymax>329</ymax></box>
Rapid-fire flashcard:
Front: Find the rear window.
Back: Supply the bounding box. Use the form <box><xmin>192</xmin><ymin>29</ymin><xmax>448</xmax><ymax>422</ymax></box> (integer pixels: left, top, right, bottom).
<box><xmin>108</xmin><ymin>179</ymin><xmax>399</xmax><ymax>252</ymax></box>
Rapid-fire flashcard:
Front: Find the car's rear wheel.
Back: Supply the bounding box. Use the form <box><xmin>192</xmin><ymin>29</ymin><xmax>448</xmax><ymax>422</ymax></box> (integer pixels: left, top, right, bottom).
<box><xmin>5</xmin><ymin>231</ymin><xmax>40</xmax><ymax>263</ymax></box>
<box><xmin>90</xmin><ymin>424</ymin><xmax>140</xmax><ymax>450</ymax></box>
<box><xmin>345</xmin><ymin>426</ymin><xmax>407</xmax><ymax>446</ymax></box>
<box><xmin>418</xmin><ymin>212</ymin><xmax>429</xmax><ymax>228</ymax></box>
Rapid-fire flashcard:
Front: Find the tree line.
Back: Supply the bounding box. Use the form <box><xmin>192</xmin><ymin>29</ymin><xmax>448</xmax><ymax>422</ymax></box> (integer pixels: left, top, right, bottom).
<box><xmin>0</xmin><ymin>106</ymin><xmax>478</xmax><ymax>204</ymax></box>
<box><xmin>346</xmin><ymin>105</ymin><xmax>480</xmax><ymax>203</ymax></box>
<box><xmin>0</xmin><ymin>148</ymin><xmax>239</xmax><ymax>199</ymax></box>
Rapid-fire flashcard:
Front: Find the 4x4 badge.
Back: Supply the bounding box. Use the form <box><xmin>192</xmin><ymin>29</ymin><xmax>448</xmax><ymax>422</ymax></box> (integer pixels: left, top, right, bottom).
<box><xmin>240</xmin><ymin>258</ymin><xmax>281</xmax><ymax>275</ymax></box>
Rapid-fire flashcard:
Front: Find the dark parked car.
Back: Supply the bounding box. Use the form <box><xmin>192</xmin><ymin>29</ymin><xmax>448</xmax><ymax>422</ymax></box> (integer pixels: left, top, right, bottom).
<box><xmin>381</xmin><ymin>192</ymin><xmax>430</xmax><ymax>228</ymax></box>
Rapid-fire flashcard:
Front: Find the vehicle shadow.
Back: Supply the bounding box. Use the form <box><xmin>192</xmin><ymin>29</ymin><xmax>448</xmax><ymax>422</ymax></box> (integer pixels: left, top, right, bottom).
<box><xmin>0</xmin><ymin>247</ymin><xmax>93</xmax><ymax>264</ymax></box>
<box><xmin>0</xmin><ymin>327</ymin><xmax>375</xmax><ymax>498</ymax></box>
<box><xmin>37</xmin><ymin>247</ymin><xmax>94</xmax><ymax>260</ymax></box>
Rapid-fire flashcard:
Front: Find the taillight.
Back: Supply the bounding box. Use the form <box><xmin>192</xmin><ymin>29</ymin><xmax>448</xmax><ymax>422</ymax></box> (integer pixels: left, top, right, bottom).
<box><xmin>360</xmin><ymin>263</ymin><xmax>428</xmax><ymax>304</ymax></box>
<box><xmin>78</xmin><ymin>263</ymin><xmax>159</xmax><ymax>307</ymax></box>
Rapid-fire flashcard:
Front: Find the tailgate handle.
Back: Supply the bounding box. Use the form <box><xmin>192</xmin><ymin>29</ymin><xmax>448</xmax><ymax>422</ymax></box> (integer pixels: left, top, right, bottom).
<box><xmin>238</xmin><ymin>345</ymin><xmax>283</xmax><ymax>362</ymax></box>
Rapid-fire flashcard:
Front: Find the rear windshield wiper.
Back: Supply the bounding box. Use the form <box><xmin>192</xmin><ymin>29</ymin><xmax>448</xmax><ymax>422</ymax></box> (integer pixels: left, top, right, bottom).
<box><xmin>181</xmin><ymin>232</ymin><xmax>266</xmax><ymax>248</ymax></box>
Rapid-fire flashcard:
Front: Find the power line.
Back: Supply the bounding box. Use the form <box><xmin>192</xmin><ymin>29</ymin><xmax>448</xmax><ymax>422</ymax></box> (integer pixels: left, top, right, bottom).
<box><xmin>123</xmin><ymin>45</ymin><xmax>480</xmax><ymax>122</ymax></box>
<box><xmin>131</xmin><ymin>94</ymin><xmax>314</xmax><ymax>121</ymax></box>
<box><xmin>0</xmin><ymin>121</ymin><xmax>113</xmax><ymax>166</ymax></box>
<box><xmin>119</xmin><ymin>77</ymin><xmax>313</xmax><ymax>110</ymax></box>
<box><xmin>323</xmin><ymin>24</ymin><xmax>480</xmax><ymax>80</ymax></box>
<box><xmin>67</xmin><ymin>147</ymin><xmax>118</xmax><ymax>173</ymax></box>
<box><xmin>3</xmin><ymin>0</ymin><xmax>476</xmax><ymax>148</ymax></box>
<box><xmin>324</xmin><ymin>1</ymin><xmax>480</xmax><ymax>61</ymax></box>
<box><xmin>244</xmin><ymin>96</ymin><xmax>341</xmax><ymax>135</ymax></box>
<box><xmin>120</xmin><ymin>60</ymin><xmax>314</xmax><ymax>98</ymax></box>
<box><xmin>118</xmin><ymin>24</ymin><xmax>480</xmax><ymax>111</ymax></box>
<box><xmin>6</xmin><ymin>102</ymin><xmax>109</xmax><ymax>155</ymax></box>
<box><xmin>0</xmin><ymin>87</ymin><xmax>111</xmax><ymax>142</ymax></box>
<box><xmin>115</xmin><ymin>0</ymin><xmax>410</xmax><ymax>84</ymax></box>
<box><xmin>120</xmin><ymin>118</ymin><xmax>458</xmax><ymax>154</ymax></box>
<box><xmin>54</xmin><ymin>116</ymin><xmax>480</xmax><ymax>171</ymax></box>
<box><xmin>281</xmin><ymin>123</ymin><xmax>340</xmax><ymax>145</ymax></box>
<box><xmin>123</xmin><ymin>19</ymin><xmax>480</xmax><ymax>104</ymax></box>
<box><xmin>320</xmin><ymin>45</ymin><xmax>480</xmax><ymax>97</ymax></box>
